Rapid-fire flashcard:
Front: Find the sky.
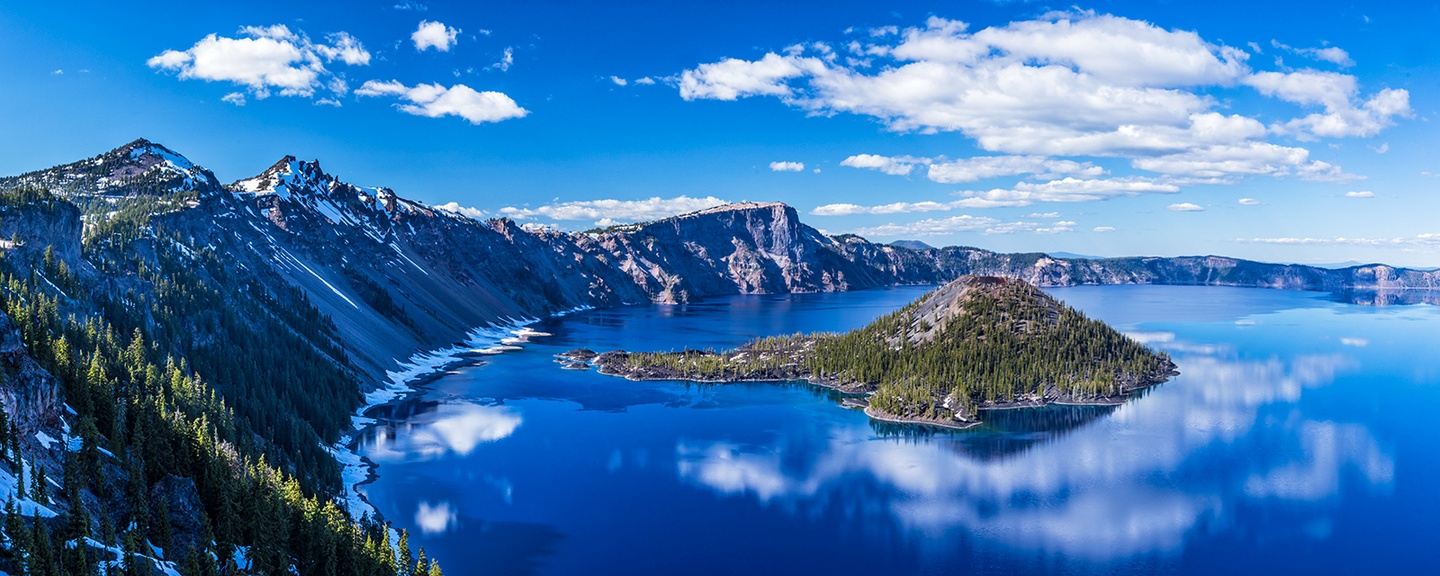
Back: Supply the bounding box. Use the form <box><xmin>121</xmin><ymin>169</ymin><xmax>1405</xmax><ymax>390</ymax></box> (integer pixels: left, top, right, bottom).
<box><xmin>2</xmin><ymin>0</ymin><xmax>1438</xmax><ymax>266</ymax></box>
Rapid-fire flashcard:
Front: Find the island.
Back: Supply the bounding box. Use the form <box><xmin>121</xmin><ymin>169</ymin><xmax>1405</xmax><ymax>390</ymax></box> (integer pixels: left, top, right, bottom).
<box><xmin>560</xmin><ymin>276</ymin><xmax>1178</xmax><ymax>429</ymax></box>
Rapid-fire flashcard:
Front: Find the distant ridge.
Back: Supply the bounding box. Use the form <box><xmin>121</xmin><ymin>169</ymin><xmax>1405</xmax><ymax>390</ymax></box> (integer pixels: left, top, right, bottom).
<box><xmin>4</xmin><ymin>138</ymin><xmax>1438</xmax><ymax>388</ymax></box>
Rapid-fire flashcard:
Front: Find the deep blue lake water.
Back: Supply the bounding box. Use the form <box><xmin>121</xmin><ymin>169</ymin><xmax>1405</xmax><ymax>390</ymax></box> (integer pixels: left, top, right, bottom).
<box><xmin>356</xmin><ymin>285</ymin><xmax>1440</xmax><ymax>575</ymax></box>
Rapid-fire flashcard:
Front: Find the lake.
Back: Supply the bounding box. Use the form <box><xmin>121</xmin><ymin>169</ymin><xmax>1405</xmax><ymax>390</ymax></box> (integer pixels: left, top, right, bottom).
<box><xmin>355</xmin><ymin>285</ymin><xmax>1440</xmax><ymax>575</ymax></box>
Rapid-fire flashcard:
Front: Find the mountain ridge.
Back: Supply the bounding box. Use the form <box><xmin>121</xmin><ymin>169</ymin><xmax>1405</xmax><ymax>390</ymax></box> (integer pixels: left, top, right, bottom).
<box><xmin>7</xmin><ymin>138</ymin><xmax>1437</xmax><ymax>388</ymax></box>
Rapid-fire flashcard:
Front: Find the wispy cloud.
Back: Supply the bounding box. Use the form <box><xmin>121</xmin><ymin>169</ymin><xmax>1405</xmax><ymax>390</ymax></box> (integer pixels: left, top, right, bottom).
<box><xmin>500</xmin><ymin>195</ymin><xmax>729</xmax><ymax>226</ymax></box>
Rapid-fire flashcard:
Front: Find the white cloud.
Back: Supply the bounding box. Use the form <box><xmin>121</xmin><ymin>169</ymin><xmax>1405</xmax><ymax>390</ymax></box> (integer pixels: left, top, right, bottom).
<box><xmin>954</xmin><ymin>177</ymin><xmax>1180</xmax><ymax>207</ymax></box>
<box><xmin>314</xmin><ymin>32</ymin><xmax>371</xmax><ymax>65</ymax></box>
<box><xmin>927</xmin><ymin>155</ymin><xmax>1103</xmax><ymax>183</ymax></box>
<box><xmin>51</xmin><ymin>69</ymin><xmax>63</xmax><ymax>75</ymax></box>
<box><xmin>490</xmin><ymin>47</ymin><xmax>514</xmax><ymax>72</ymax></box>
<box><xmin>413</xmin><ymin>20</ymin><xmax>460</xmax><ymax>52</ymax></box>
<box><xmin>839</xmin><ymin>153</ymin><xmax>927</xmax><ymax>176</ymax></box>
<box><xmin>1237</xmin><ymin>234</ymin><xmax>1440</xmax><ymax>247</ymax></box>
<box><xmin>1245</xmin><ymin>70</ymin><xmax>1410</xmax><ymax>139</ymax></box>
<box><xmin>812</xmin><ymin>201</ymin><xmax>956</xmax><ymax>216</ymax></box>
<box><xmin>148</xmin><ymin>24</ymin><xmax>369</xmax><ymax>101</ymax></box>
<box><xmin>1168</xmin><ymin>202</ymin><xmax>1205</xmax><ymax>212</ymax></box>
<box><xmin>1132</xmin><ymin>141</ymin><xmax>1350</xmax><ymax>180</ymax></box>
<box><xmin>221</xmin><ymin>92</ymin><xmax>247</xmax><ymax>106</ymax></box>
<box><xmin>1093</xmin><ymin>226</ymin><xmax>1117</xmax><ymax>232</ymax></box>
<box><xmin>678</xmin><ymin>11</ymin><xmax>1406</xmax><ymax>203</ymax></box>
<box><xmin>1272</xmin><ymin>40</ymin><xmax>1354</xmax><ymax>67</ymax></box>
<box><xmin>1238</xmin><ymin>197</ymin><xmax>1262</xmax><ymax>206</ymax></box>
<box><xmin>769</xmin><ymin>161</ymin><xmax>806</xmax><ymax>172</ymax></box>
<box><xmin>500</xmin><ymin>195</ymin><xmax>729</xmax><ymax>225</ymax></box>
<box><xmin>813</xmin><ymin>177</ymin><xmax>1175</xmax><ymax>213</ymax></box>
<box><xmin>853</xmin><ymin>214</ymin><xmax>1076</xmax><ymax>237</ymax></box>
<box><xmin>856</xmin><ymin>215</ymin><xmax>998</xmax><ymax>237</ymax></box>
<box><xmin>679</xmin><ymin>52</ymin><xmax>815</xmax><ymax>100</ymax></box>
<box><xmin>1345</xmin><ymin>190</ymin><xmax>1375</xmax><ymax>198</ymax></box>
<box><xmin>609</xmin><ymin>75</ymin><xmax>628</xmax><ymax>86</ymax></box>
<box><xmin>434</xmin><ymin>201</ymin><xmax>488</xmax><ymax>219</ymax></box>
<box><xmin>357</xmin><ymin>79</ymin><xmax>527</xmax><ymax>124</ymax></box>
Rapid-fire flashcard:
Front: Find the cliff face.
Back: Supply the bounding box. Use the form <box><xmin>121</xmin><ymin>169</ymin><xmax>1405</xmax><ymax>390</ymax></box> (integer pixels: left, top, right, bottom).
<box><xmin>562</xmin><ymin>202</ymin><xmax>893</xmax><ymax>302</ymax></box>
<box><xmin>0</xmin><ymin>310</ymin><xmax>62</xmax><ymax>436</ymax></box>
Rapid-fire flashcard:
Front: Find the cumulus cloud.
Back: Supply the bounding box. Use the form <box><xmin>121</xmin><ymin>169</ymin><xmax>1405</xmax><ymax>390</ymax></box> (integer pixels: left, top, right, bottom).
<box><xmin>356</xmin><ymin>79</ymin><xmax>527</xmax><ymax>124</ymax></box>
<box><xmin>412</xmin><ymin>20</ymin><xmax>460</xmax><ymax>52</ymax></box>
<box><xmin>434</xmin><ymin>201</ymin><xmax>487</xmax><ymax>219</ymax></box>
<box><xmin>677</xmin><ymin>11</ymin><xmax>1408</xmax><ymax>203</ymax></box>
<box><xmin>1168</xmin><ymin>202</ymin><xmax>1205</xmax><ymax>212</ymax></box>
<box><xmin>769</xmin><ymin>161</ymin><xmax>806</xmax><ymax>172</ymax></box>
<box><xmin>499</xmin><ymin>195</ymin><xmax>729</xmax><ymax>225</ymax></box>
<box><xmin>147</xmin><ymin>24</ymin><xmax>370</xmax><ymax>101</ymax></box>
<box><xmin>680</xmin><ymin>13</ymin><xmax>1251</xmax><ymax>154</ymax></box>
<box><xmin>221</xmin><ymin>92</ymin><xmax>247</xmax><ymax>106</ymax></box>
<box><xmin>679</xmin><ymin>52</ymin><xmax>814</xmax><ymax>100</ymax></box>
<box><xmin>1245</xmin><ymin>70</ymin><xmax>1410</xmax><ymax>139</ymax></box>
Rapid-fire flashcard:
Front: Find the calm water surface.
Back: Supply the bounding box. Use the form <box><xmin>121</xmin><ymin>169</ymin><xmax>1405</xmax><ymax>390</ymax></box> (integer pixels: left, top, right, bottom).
<box><xmin>357</xmin><ymin>286</ymin><xmax>1440</xmax><ymax>575</ymax></box>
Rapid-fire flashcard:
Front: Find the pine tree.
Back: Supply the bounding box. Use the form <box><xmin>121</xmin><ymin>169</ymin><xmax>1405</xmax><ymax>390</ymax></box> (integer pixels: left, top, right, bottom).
<box><xmin>30</xmin><ymin>461</ymin><xmax>47</xmax><ymax>505</ymax></box>
<box><xmin>397</xmin><ymin>529</ymin><xmax>413</xmax><ymax>576</ymax></box>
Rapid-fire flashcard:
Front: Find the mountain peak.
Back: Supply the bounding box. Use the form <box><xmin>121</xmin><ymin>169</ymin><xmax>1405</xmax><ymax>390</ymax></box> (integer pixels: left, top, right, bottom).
<box><xmin>232</xmin><ymin>156</ymin><xmax>330</xmax><ymax>196</ymax></box>
<box><xmin>0</xmin><ymin>137</ymin><xmax>217</xmax><ymax>198</ymax></box>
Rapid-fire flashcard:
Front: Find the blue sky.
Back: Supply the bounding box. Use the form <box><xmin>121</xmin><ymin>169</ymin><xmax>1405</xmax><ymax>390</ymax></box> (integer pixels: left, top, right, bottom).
<box><xmin>2</xmin><ymin>1</ymin><xmax>1438</xmax><ymax>266</ymax></box>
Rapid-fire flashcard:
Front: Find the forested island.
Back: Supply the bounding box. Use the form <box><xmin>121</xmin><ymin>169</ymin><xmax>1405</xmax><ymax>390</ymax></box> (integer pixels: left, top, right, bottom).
<box><xmin>563</xmin><ymin>276</ymin><xmax>1177</xmax><ymax>429</ymax></box>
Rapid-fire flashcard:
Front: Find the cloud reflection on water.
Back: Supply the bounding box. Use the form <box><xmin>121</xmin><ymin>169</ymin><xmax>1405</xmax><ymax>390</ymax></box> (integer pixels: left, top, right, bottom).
<box><xmin>415</xmin><ymin>500</ymin><xmax>459</xmax><ymax>535</ymax></box>
<box><xmin>367</xmin><ymin>403</ymin><xmax>523</xmax><ymax>461</ymax></box>
<box><xmin>674</xmin><ymin>341</ymin><xmax>1394</xmax><ymax>559</ymax></box>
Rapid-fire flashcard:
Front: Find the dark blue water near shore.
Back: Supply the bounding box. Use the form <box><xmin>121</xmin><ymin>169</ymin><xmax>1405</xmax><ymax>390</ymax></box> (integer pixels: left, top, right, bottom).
<box><xmin>356</xmin><ymin>285</ymin><xmax>1440</xmax><ymax>575</ymax></box>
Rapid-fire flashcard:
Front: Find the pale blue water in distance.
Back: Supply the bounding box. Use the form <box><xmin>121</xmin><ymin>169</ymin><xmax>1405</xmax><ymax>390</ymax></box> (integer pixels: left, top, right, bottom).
<box><xmin>355</xmin><ymin>285</ymin><xmax>1440</xmax><ymax>575</ymax></box>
